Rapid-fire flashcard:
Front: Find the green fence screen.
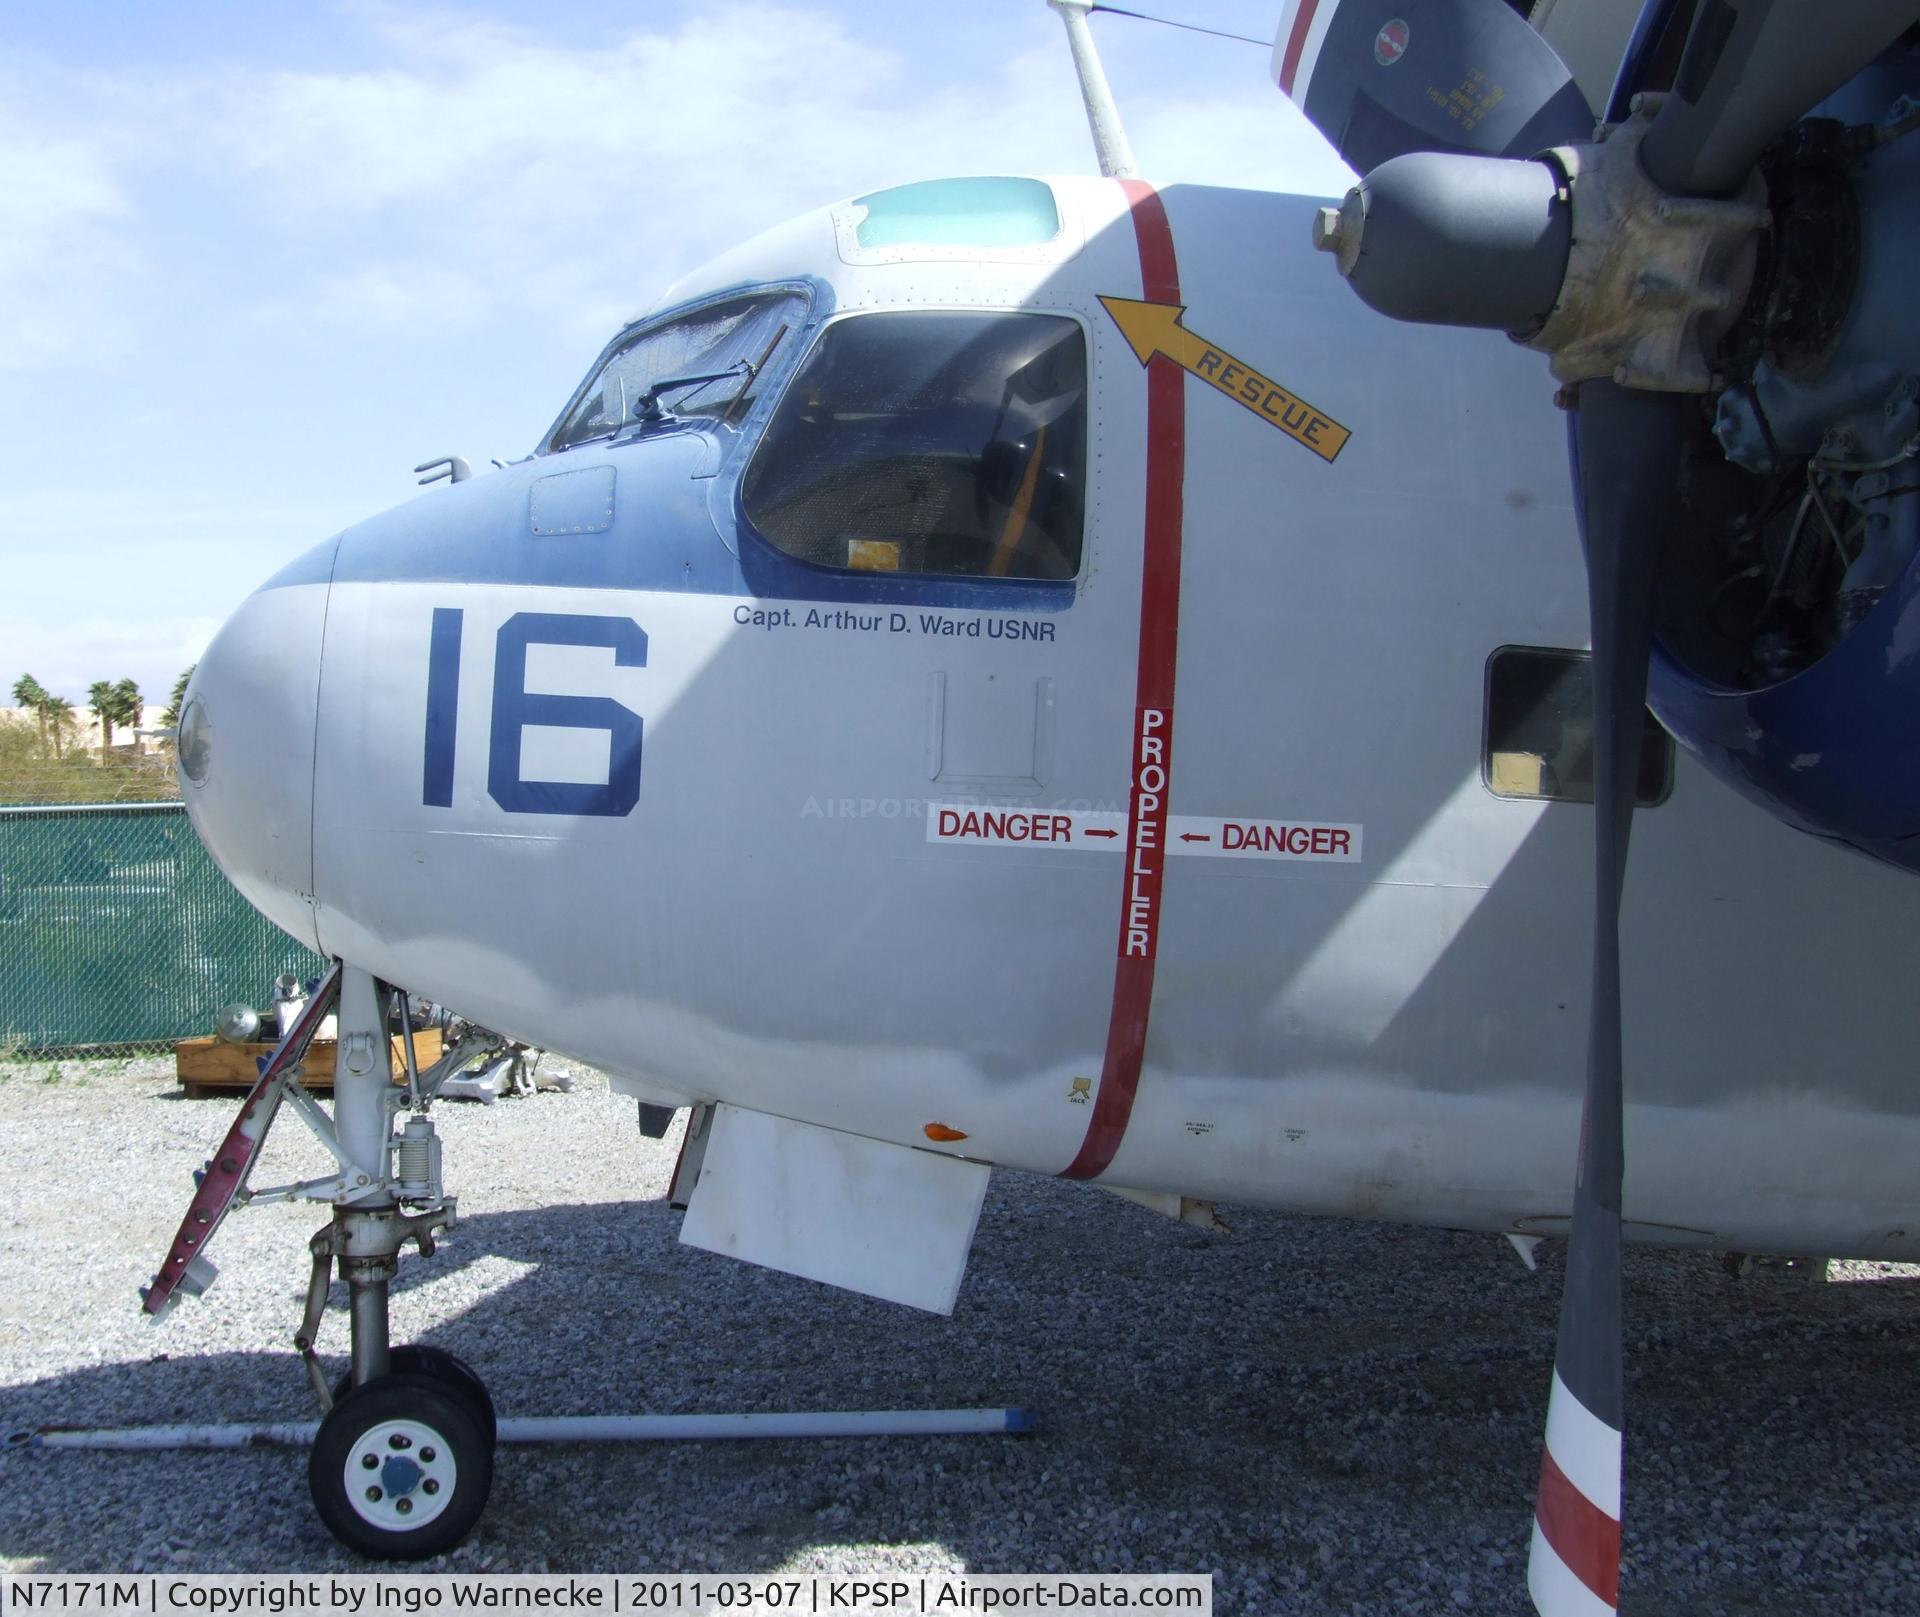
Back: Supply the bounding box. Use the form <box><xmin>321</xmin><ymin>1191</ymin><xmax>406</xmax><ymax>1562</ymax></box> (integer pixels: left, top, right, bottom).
<box><xmin>0</xmin><ymin>802</ymin><xmax>324</xmax><ymax>1052</ymax></box>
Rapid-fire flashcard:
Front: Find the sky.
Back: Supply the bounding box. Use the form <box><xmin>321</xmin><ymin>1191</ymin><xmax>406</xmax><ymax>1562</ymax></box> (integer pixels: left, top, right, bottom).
<box><xmin>0</xmin><ymin>0</ymin><xmax>1355</xmax><ymax>707</ymax></box>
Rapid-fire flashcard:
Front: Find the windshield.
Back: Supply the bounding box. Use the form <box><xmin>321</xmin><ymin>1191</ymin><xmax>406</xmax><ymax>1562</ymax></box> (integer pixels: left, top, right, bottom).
<box><xmin>548</xmin><ymin>290</ymin><xmax>807</xmax><ymax>452</ymax></box>
<box><xmin>742</xmin><ymin>311</ymin><xmax>1087</xmax><ymax>581</ymax></box>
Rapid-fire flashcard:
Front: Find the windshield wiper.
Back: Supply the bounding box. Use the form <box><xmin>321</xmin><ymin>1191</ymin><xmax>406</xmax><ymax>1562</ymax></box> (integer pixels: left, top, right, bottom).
<box><xmin>555</xmin><ymin>356</ymin><xmax>761</xmax><ymax>453</ymax></box>
<box><xmin>724</xmin><ymin>325</ymin><xmax>794</xmax><ymax>427</ymax></box>
<box><xmin>632</xmin><ymin>359</ymin><xmax>756</xmax><ymax>425</ymax></box>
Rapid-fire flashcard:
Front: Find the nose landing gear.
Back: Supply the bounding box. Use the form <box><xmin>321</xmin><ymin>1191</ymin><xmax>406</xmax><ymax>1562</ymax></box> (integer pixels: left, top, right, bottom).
<box><xmin>144</xmin><ymin>960</ymin><xmax>508</xmax><ymax>1559</ymax></box>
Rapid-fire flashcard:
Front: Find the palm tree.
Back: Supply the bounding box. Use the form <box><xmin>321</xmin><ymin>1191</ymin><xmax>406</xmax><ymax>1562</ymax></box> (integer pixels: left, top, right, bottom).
<box><xmin>10</xmin><ymin>674</ymin><xmax>48</xmax><ymax>747</ymax></box>
<box><xmin>45</xmin><ymin>695</ymin><xmax>76</xmax><ymax>760</ymax></box>
<box><xmin>159</xmin><ymin>664</ymin><xmax>196</xmax><ymax>731</ymax></box>
<box><xmin>88</xmin><ymin>681</ymin><xmax>116</xmax><ymax>760</ymax></box>
<box><xmin>112</xmin><ymin>678</ymin><xmax>143</xmax><ymax>749</ymax></box>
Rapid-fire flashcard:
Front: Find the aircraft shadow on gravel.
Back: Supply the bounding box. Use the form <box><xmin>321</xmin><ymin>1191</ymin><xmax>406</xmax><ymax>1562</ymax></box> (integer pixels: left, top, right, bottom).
<box><xmin>3</xmin><ymin>1191</ymin><xmax>1917</xmax><ymax>1599</ymax></box>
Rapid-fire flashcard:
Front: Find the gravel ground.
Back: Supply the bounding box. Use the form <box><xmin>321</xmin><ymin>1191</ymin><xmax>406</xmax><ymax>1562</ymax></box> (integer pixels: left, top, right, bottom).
<box><xmin>1</xmin><ymin>1055</ymin><xmax>1917</xmax><ymax>1615</ymax></box>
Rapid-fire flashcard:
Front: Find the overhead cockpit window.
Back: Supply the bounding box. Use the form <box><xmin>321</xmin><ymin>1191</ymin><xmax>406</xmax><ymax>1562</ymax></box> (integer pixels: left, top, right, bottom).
<box><xmin>852</xmin><ymin>178</ymin><xmax>1062</xmax><ymax>250</ymax></box>
<box><xmin>741</xmin><ymin>312</ymin><xmax>1086</xmax><ymax>581</ymax></box>
<box><xmin>547</xmin><ymin>291</ymin><xmax>807</xmax><ymax>453</ymax></box>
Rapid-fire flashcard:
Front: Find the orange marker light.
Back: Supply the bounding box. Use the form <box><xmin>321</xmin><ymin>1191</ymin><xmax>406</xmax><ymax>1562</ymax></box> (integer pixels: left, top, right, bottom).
<box><xmin>923</xmin><ymin>1123</ymin><xmax>969</xmax><ymax>1143</ymax></box>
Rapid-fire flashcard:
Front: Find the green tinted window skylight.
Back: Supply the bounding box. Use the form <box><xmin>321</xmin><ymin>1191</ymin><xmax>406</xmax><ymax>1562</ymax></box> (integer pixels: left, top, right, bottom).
<box><xmin>852</xmin><ymin>178</ymin><xmax>1061</xmax><ymax>250</ymax></box>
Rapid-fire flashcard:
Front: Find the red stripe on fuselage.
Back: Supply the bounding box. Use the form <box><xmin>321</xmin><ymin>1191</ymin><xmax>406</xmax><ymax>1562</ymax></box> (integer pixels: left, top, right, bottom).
<box><xmin>1535</xmin><ymin>1447</ymin><xmax>1622</xmax><ymax>1609</ymax></box>
<box><xmin>1061</xmin><ymin>179</ymin><xmax>1184</xmax><ymax>1183</ymax></box>
<box><xmin>1277</xmin><ymin>0</ymin><xmax>1324</xmax><ymax>96</ymax></box>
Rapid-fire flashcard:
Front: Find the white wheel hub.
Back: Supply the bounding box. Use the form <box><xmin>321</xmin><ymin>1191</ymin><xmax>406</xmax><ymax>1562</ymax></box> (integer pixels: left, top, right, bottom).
<box><xmin>342</xmin><ymin>1417</ymin><xmax>458</xmax><ymax>1531</ymax></box>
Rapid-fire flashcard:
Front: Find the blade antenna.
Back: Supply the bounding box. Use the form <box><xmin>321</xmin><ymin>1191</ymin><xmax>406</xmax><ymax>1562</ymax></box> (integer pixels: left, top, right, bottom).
<box><xmin>1047</xmin><ymin>0</ymin><xmax>1140</xmax><ymax>178</ymax></box>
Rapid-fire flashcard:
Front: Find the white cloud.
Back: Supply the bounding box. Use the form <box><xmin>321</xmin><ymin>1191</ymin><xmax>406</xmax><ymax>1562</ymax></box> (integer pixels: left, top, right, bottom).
<box><xmin>0</xmin><ymin>107</ymin><xmax>140</xmax><ymax>370</ymax></box>
<box><xmin>1131</xmin><ymin>81</ymin><xmax>1357</xmax><ymax>195</ymax></box>
<box><xmin>0</xmin><ymin>609</ymin><xmax>220</xmax><ymax>708</ymax></box>
<box><xmin>0</xmin><ymin>5</ymin><xmax>1353</xmax><ymax>364</ymax></box>
<box><xmin>197</xmin><ymin>4</ymin><xmax>1348</xmax><ymax>337</ymax></box>
<box><xmin>0</xmin><ymin>488</ymin><xmax>365</xmax><ymax>561</ymax></box>
<box><xmin>214</xmin><ymin>5</ymin><xmax>922</xmax><ymax>289</ymax></box>
<box><xmin>0</xmin><ymin>488</ymin><xmax>366</xmax><ymax>701</ymax></box>
<box><xmin>298</xmin><ymin>263</ymin><xmax>493</xmax><ymax>334</ymax></box>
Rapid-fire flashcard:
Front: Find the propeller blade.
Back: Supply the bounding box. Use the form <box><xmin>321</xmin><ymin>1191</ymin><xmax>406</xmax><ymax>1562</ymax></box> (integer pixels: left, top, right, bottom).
<box><xmin>1527</xmin><ymin>382</ymin><xmax>1685</xmax><ymax>1617</ymax></box>
<box><xmin>1641</xmin><ymin>0</ymin><xmax>1920</xmax><ymax>196</ymax></box>
<box><xmin>1274</xmin><ymin>0</ymin><xmax>1593</xmax><ymax>172</ymax></box>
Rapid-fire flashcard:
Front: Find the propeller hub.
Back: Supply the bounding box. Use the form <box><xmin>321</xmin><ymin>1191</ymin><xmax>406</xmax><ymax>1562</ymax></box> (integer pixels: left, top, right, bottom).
<box><xmin>1529</xmin><ymin>99</ymin><xmax>1771</xmax><ymax>392</ymax></box>
<box><xmin>1313</xmin><ymin>149</ymin><xmax>1573</xmax><ymax>335</ymax></box>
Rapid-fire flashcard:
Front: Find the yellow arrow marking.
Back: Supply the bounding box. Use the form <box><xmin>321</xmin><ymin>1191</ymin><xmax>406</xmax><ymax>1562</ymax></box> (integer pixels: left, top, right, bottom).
<box><xmin>1098</xmin><ymin>296</ymin><xmax>1351</xmax><ymax>464</ymax></box>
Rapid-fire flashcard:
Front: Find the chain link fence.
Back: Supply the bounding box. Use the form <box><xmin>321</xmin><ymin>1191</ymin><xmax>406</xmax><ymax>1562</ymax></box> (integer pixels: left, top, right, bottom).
<box><xmin>0</xmin><ymin>802</ymin><xmax>324</xmax><ymax>1053</ymax></box>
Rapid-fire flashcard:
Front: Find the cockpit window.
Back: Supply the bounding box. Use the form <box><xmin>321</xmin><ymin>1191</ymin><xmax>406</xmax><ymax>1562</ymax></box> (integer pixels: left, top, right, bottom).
<box><xmin>741</xmin><ymin>311</ymin><xmax>1086</xmax><ymax>581</ymax></box>
<box><xmin>547</xmin><ymin>291</ymin><xmax>806</xmax><ymax>452</ymax></box>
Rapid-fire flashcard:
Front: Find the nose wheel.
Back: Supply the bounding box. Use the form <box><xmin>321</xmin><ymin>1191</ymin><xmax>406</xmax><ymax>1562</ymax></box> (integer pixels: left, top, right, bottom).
<box><xmin>333</xmin><ymin>1345</ymin><xmax>497</xmax><ymax>1449</ymax></box>
<box><xmin>310</xmin><ymin>1373</ymin><xmax>493</xmax><ymax>1559</ymax></box>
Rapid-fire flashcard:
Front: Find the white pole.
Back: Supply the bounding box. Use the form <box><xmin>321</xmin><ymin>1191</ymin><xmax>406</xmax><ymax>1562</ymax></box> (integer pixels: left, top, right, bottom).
<box><xmin>1048</xmin><ymin>0</ymin><xmax>1140</xmax><ymax>179</ymax></box>
<box><xmin>497</xmin><ymin>1410</ymin><xmax>1035</xmax><ymax>1442</ymax></box>
<box><xmin>10</xmin><ymin>1423</ymin><xmax>321</xmax><ymax>1451</ymax></box>
<box><xmin>8</xmin><ymin>1409</ymin><xmax>1036</xmax><ymax>1451</ymax></box>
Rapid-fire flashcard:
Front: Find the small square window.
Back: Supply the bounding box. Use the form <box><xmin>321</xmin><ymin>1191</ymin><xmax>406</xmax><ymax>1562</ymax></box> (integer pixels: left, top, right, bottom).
<box><xmin>1484</xmin><ymin>646</ymin><xmax>1673</xmax><ymax>805</ymax></box>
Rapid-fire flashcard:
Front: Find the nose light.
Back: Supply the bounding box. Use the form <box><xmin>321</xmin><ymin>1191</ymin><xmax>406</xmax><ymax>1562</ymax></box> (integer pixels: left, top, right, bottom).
<box><xmin>179</xmin><ymin>697</ymin><xmax>212</xmax><ymax>785</ymax></box>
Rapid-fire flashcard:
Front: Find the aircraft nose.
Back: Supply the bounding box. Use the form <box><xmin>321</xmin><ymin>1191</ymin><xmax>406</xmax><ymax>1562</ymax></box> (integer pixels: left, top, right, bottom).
<box><xmin>178</xmin><ymin>547</ymin><xmax>336</xmax><ymax>952</ymax></box>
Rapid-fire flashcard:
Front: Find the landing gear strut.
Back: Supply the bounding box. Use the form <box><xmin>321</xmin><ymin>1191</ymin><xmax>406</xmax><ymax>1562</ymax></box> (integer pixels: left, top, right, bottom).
<box><xmin>144</xmin><ymin>961</ymin><xmax>506</xmax><ymax>1559</ymax></box>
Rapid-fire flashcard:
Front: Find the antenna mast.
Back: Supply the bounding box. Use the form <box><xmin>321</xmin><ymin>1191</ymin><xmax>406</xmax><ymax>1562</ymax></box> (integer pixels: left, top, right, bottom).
<box><xmin>1047</xmin><ymin>0</ymin><xmax>1140</xmax><ymax>179</ymax></box>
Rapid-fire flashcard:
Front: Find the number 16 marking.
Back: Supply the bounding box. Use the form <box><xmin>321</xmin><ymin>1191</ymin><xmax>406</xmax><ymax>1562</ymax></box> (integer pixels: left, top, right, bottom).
<box><xmin>421</xmin><ymin>608</ymin><xmax>648</xmax><ymax>817</ymax></box>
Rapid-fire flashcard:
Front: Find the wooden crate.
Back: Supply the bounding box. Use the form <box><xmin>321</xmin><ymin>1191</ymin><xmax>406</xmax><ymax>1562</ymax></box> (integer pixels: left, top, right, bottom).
<box><xmin>175</xmin><ymin>1027</ymin><xmax>445</xmax><ymax>1098</ymax></box>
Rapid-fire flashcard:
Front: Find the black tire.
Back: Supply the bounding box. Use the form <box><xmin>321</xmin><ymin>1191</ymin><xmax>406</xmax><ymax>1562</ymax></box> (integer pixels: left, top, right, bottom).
<box><xmin>309</xmin><ymin>1373</ymin><xmax>492</xmax><ymax>1559</ymax></box>
<box><xmin>334</xmin><ymin>1345</ymin><xmax>497</xmax><ymax>1447</ymax></box>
